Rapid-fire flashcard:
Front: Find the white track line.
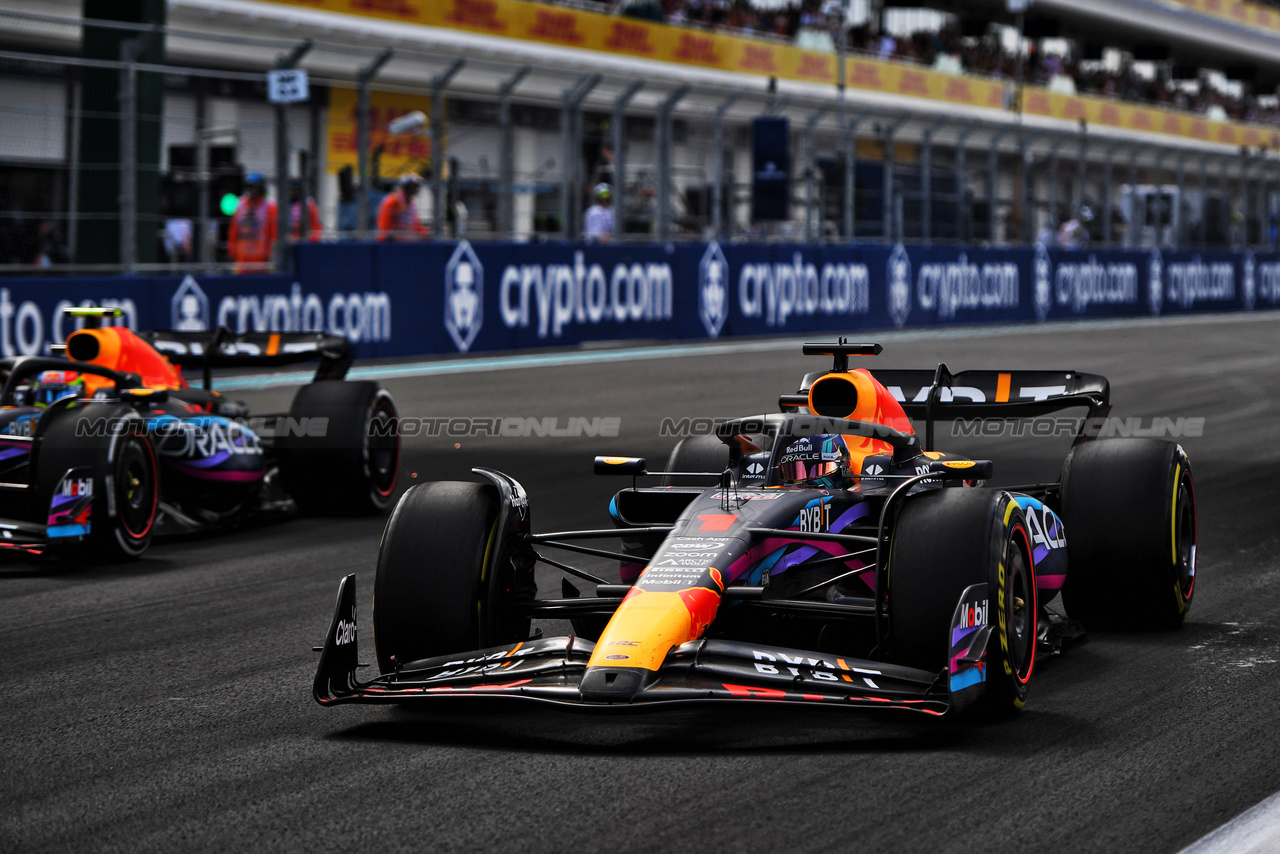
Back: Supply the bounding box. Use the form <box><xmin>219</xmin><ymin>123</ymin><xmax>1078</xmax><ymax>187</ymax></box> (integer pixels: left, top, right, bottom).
<box><xmin>217</xmin><ymin>310</ymin><xmax>1280</xmax><ymax>391</ymax></box>
<box><xmin>1179</xmin><ymin>790</ymin><xmax>1280</xmax><ymax>854</ymax></box>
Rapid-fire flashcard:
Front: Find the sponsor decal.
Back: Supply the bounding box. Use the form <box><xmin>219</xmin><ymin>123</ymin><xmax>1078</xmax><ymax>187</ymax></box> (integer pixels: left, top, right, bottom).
<box><xmin>61</xmin><ymin>475</ymin><xmax>93</xmax><ymax>499</ymax></box>
<box><xmin>172</xmin><ymin>276</ymin><xmax>209</xmax><ymax>331</ymax></box>
<box><xmin>498</xmin><ymin>251</ymin><xmax>672</xmax><ymax>338</ymax></box>
<box><xmin>1243</xmin><ymin>252</ymin><xmax>1256</xmax><ymax>311</ymax></box>
<box><xmin>604</xmin><ymin>654</ymin><xmax>630</xmax><ymax>661</ymax></box>
<box><xmin>639</xmin><ymin>566</ymin><xmax>707</xmax><ymax>586</ymax></box>
<box><xmin>1023</xmin><ymin>504</ymin><xmax>1066</xmax><ymax>549</ymax></box>
<box><xmin>1258</xmin><ymin>260</ymin><xmax>1280</xmax><ymax>305</ymax></box>
<box><xmin>1148</xmin><ymin>250</ymin><xmax>1164</xmax><ymax>315</ymax></box>
<box><xmin>699</xmin><ymin>241</ymin><xmax>729</xmax><ymax>338</ymax></box>
<box><xmin>146</xmin><ymin>416</ymin><xmax>264</xmax><ymax>461</ymax></box>
<box><xmin>1054</xmin><ymin>255</ymin><xmax>1139</xmax><ymax>313</ymax></box>
<box><xmin>886</xmin><ymin>244</ymin><xmax>912</xmax><ymax>328</ymax></box>
<box><xmin>655</xmin><ymin>555</ymin><xmax>716</xmax><ymax>567</ymax></box>
<box><xmin>178</xmin><ymin>280</ymin><xmax>392</xmax><ymax>344</ymax></box>
<box><xmin>668</xmin><ymin>542</ymin><xmax>720</xmax><ymax>551</ymax></box>
<box><xmin>751</xmin><ymin>649</ymin><xmax>881</xmax><ymax>686</ymax></box>
<box><xmin>334</xmin><ymin>618</ymin><xmax>357</xmax><ymax>645</ymax></box>
<box><xmin>916</xmin><ymin>253</ymin><xmax>1020</xmax><ymax>319</ymax></box>
<box><xmin>0</xmin><ymin>289</ymin><xmax>138</xmax><ymax>357</ymax></box>
<box><xmin>1033</xmin><ymin>243</ymin><xmax>1052</xmax><ymax>321</ymax></box>
<box><xmin>738</xmin><ymin>252</ymin><xmax>870</xmax><ymax>328</ymax></box>
<box><xmin>444</xmin><ymin>240</ymin><xmax>484</xmax><ymax>352</ymax></box>
<box><xmin>709</xmin><ymin>492</ymin><xmax>781</xmax><ymax>500</ymax></box>
<box><xmin>1166</xmin><ymin>256</ymin><xmax>1236</xmax><ymax>309</ymax></box>
<box><xmin>963</xmin><ymin>599</ymin><xmax>988</xmax><ymax>628</ymax></box>
<box><xmin>796</xmin><ymin>501</ymin><xmax>829</xmax><ymax>533</ymax></box>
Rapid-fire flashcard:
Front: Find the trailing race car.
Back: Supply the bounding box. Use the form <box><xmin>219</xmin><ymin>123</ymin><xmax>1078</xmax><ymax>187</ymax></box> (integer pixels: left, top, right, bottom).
<box><xmin>313</xmin><ymin>341</ymin><xmax>1195</xmax><ymax>718</ymax></box>
<box><xmin>0</xmin><ymin>308</ymin><xmax>399</xmax><ymax>560</ymax></box>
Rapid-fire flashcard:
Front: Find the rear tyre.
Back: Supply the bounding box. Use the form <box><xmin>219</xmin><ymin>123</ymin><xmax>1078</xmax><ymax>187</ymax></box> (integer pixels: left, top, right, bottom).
<box><xmin>373</xmin><ymin>481</ymin><xmax>504</xmax><ymax>673</ymax></box>
<box><xmin>37</xmin><ymin>406</ymin><xmax>159</xmax><ymax>562</ymax></box>
<box><xmin>1060</xmin><ymin>439</ymin><xmax>1196</xmax><ymax>629</ymax></box>
<box><xmin>889</xmin><ymin>488</ymin><xmax>1037</xmax><ymax>717</ymax></box>
<box><xmin>661</xmin><ymin>435</ymin><xmax>729</xmax><ymax>486</ymax></box>
<box><xmin>277</xmin><ymin>380</ymin><xmax>399</xmax><ymax>515</ymax></box>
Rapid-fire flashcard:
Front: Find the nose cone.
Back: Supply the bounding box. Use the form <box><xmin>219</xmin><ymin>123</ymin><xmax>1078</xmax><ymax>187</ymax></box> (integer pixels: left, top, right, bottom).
<box><xmin>579</xmin><ymin>667</ymin><xmax>647</xmax><ymax>701</ymax></box>
<box><xmin>579</xmin><ymin>585</ymin><xmax>722</xmax><ymax>702</ymax></box>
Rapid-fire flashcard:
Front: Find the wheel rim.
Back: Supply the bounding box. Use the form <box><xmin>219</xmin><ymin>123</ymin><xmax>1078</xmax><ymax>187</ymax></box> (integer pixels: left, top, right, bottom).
<box><xmin>1006</xmin><ymin>530</ymin><xmax>1036</xmax><ymax>684</ymax></box>
<box><xmin>366</xmin><ymin>396</ymin><xmax>399</xmax><ymax>498</ymax></box>
<box><xmin>116</xmin><ymin>437</ymin><xmax>156</xmax><ymax>539</ymax></box>
<box><xmin>1175</xmin><ymin>477</ymin><xmax>1196</xmax><ymax>597</ymax></box>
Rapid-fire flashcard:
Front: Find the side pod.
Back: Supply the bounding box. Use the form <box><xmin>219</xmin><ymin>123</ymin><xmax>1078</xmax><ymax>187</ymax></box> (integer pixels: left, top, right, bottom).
<box><xmin>313</xmin><ymin>574</ymin><xmax>361</xmax><ymax>704</ymax></box>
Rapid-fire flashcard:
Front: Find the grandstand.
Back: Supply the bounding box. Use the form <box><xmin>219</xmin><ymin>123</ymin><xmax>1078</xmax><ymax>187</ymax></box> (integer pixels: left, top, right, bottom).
<box><xmin>0</xmin><ymin>0</ymin><xmax>1277</xmax><ymax>267</ymax></box>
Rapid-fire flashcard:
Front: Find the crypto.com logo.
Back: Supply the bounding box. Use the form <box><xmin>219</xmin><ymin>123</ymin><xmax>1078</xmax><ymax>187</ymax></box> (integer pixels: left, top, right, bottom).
<box><xmin>1033</xmin><ymin>244</ymin><xmax>1052</xmax><ymax>321</ymax></box>
<box><xmin>886</xmin><ymin>243</ymin><xmax>911</xmax><ymax>328</ymax></box>
<box><xmin>699</xmin><ymin>241</ymin><xmax>729</xmax><ymax>338</ymax></box>
<box><xmin>445</xmin><ymin>240</ymin><xmax>483</xmax><ymax>353</ymax></box>
<box><xmin>172</xmin><ymin>276</ymin><xmax>210</xmax><ymax>331</ymax></box>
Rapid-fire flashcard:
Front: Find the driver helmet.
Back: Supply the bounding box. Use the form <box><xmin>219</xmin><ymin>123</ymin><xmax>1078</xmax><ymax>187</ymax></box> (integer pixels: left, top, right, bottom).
<box><xmin>593</xmin><ymin>182</ymin><xmax>613</xmax><ymax>202</ymax></box>
<box><xmin>776</xmin><ymin>434</ymin><xmax>850</xmax><ymax>488</ymax></box>
<box><xmin>28</xmin><ymin>370</ymin><xmax>85</xmax><ymax>408</ymax></box>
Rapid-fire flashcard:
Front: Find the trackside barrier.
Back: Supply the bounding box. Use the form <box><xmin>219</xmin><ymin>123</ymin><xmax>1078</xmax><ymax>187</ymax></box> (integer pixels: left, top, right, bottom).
<box><xmin>2</xmin><ymin>242</ymin><xmax>1278</xmax><ymax>360</ymax></box>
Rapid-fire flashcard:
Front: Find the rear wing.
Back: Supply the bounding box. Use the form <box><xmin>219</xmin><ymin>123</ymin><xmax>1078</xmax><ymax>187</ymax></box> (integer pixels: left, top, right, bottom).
<box><xmin>783</xmin><ymin>365</ymin><xmax>1110</xmax><ymax>450</ymax></box>
<box><xmin>139</xmin><ymin>329</ymin><xmax>352</xmax><ymax>388</ymax></box>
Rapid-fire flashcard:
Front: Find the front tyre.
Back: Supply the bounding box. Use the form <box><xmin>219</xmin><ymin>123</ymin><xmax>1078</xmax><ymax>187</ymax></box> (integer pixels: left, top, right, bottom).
<box><xmin>373</xmin><ymin>481</ymin><xmax>515</xmax><ymax>673</ymax></box>
<box><xmin>889</xmin><ymin>488</ymin><xmax>1037</xmax><ymax>716</ymax></box>
<box><xmin>37</xmin><ymin>406</ymin><xmax>159</xmax><ymax>561</ymax></box>
<box><xmin>1060</xmin><ymin>439</ymin><xmax>1196</xmax><ymax>629</ymax></box>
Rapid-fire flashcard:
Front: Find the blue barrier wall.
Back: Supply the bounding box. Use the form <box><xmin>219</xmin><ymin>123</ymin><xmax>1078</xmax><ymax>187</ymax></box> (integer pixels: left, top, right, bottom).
<box><xmin>2</xmin><ymin>242</ymin><xmax>1277</xmax><ymax>360</ymax></box>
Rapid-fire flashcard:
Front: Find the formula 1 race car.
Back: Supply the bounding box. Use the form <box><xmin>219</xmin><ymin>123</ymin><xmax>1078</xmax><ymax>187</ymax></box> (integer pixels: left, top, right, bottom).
<box><xmin>313</xmin><ymin>341</ymin><xmax>1195</xmax><ymax>718</ymax></box>
<box><xmin>0</xmin><ymin>308</ymin><xmax>399</xmax><ymax>560</ymax></box>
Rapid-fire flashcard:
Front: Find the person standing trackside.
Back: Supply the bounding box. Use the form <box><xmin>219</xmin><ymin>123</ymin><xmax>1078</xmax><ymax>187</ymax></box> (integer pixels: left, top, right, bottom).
<box><xmin>377</xmin><ymin>174</ymin><xmax>430</xmax><ymax>241</ymax></box>
<box><xmin>287</xmin><ymin>178</ymin><xmax>323</xmax><ymax>242</ymax></box>
<box><xmin>228</xmin><ymin>172</ymin><xmax>277</xmax><ymax>273</ymax></box>
<box><xmin>584</xmin><ymin>182</ymin><xmax>613</xmax><ymax>243</ymax></box>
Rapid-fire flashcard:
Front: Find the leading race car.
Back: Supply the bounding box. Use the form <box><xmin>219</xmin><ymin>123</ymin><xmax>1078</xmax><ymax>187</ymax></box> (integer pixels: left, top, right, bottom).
<box><xmin>0</xmin><ymin>308</ymin><xmax>399</xmax><ymax>560</ymax></box>
<box><xmin>313</xmin><ymin>341</ymin><xmax>1195</xmax><ymax>718</ymax></box>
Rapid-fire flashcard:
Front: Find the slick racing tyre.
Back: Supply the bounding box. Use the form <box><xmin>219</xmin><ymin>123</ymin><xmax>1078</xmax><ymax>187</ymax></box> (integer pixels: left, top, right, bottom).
<box><xmin>1059</xmin><ymin>439</ymin><xmax>1196</xmax><ymax>629</ymax></box>
<box><xmin>888</xmin><ymin>488</ymin><xmax>1037</xmax><ymax>717</ymax></box>
<box><xmin>661</xmin><ymin>435</ymin><xmax>730</xmax><ymax>486</ymax></box>
<box><xmin>373</xmin><ymin>481</ymin><xmax>521</xmax><ymax>673</ymax></box>
<box><xmin>37</xmin><ymin>405</ymin><xmax>159</xmax><ymax>562</ymax></box>
<box><xmin>277</xmin><ymin>380</ymin><xmax>399</xmax><ymax>515</ymax></box>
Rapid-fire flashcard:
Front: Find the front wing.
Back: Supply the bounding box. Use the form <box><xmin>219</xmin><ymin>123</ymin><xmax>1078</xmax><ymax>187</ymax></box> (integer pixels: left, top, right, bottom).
<box><xmin>314</xmin><ymin>576</ymin><xmax>991</xmax><ymax>717</ymax></box>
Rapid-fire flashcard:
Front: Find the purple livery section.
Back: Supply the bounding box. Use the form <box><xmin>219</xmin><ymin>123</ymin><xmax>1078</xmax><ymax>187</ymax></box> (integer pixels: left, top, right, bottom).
<box><xmin>47</xmin><ymin>466</ymin><xmax>95</xmax><ymax>539</ymax></box>
<box><xmin>948</xmin><ymin>583</ymin><xmax>991</xmax><ymax>693</ymax></box>
<box><xmin>1013</xmin><ymin>496</ymin><xmax>1068</xmax><ymax>595</ymax></box>
<box><xmin>146</xmin><ymin>414</ymin><xmax>265</xmax><ymax>484</ymax></box>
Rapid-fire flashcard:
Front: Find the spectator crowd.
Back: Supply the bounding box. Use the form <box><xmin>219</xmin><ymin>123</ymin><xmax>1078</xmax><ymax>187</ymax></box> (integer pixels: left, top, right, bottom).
<box><xmin>568</xmin><ymin>0</ymin><xmax>1280</xmax><ymax>127</ymax></box>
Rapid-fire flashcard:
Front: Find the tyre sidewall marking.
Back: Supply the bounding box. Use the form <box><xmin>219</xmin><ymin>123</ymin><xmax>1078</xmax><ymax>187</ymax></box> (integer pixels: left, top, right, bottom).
<box><xmin>998</xmin><ymin>499</ymin><xmax>1036</xmax><ymax>699</ymax></box>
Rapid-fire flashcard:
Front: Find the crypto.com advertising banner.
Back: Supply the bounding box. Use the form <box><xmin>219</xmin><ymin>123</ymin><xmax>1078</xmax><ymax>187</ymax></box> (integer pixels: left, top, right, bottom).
<box><xmin>2</xmin><ymin>242</ymin><xmax>1277</xmax><ymax>360</ymax></box>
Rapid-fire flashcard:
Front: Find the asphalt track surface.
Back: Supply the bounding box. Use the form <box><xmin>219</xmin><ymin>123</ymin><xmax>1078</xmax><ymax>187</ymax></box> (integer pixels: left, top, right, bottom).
<box><xmin>3</xmin><ymin>313</ymin><xmax>1279</xmax><ymax>853</ymax></box>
